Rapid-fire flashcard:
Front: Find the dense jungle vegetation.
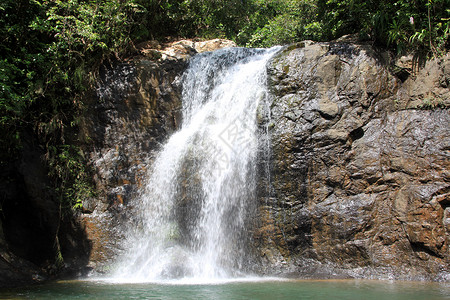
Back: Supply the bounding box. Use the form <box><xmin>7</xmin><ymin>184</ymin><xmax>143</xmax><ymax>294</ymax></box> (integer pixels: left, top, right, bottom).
<box><xmin>1</xmin><ymin>0</ymin><xmax>449</xmax><ymax>210</ymax></box>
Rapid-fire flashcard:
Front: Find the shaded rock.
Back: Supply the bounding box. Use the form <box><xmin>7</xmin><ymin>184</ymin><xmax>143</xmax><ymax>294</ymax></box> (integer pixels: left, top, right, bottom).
<box><xmin>136</xmin><ymin>40</ymin><xmax>161</xmax><ymax>50</ymax></box>
<box><xmin>0</xmin><ymin>215</ymin><xmax>46</xmax><ymax>287</ymax></box>
<box><xmin>0</xmin><ymin>137</ymin><xmax>92</xmax><ymax>287</ymax></box>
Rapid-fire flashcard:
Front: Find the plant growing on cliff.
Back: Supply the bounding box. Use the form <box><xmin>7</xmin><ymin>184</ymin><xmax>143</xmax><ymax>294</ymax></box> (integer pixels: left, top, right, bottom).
<box><xmin>47</xmin><ymin>144</ymin><xmax>95</xmax><ymax>211</ymax></box>
<box><xmin>416</xmin><ymin>95</ymin><xmax>446</xmax><ymax>109</ymax></box>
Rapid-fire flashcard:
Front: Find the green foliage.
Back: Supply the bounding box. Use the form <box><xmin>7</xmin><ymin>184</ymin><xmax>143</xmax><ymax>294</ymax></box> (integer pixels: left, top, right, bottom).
<box><xmin>1</xmin><ymin>0</ymin><xmax>44</xmax><ymax>158</ymax></box>
<box><xmin>0</xmin><ymin>0</ymin><xmax>134</xmax><ymax>211</ymax></box>
<box><xmin>382</xmin><ymin>0</ymin><xmax>450</xmax><ymax>56</ymax></box>
<box><xmin>312</xmin><ymin>0</ymin><xmax>450</xmax><ymax>56</ymax></box>
<box><xmin>238</xmin><ymin>0</ymin><xmax>449</xmax><ymax>56</ymax></box>
<box><xmin>245</xmin><ymin>0</ymin><xmax>318</xmax><ymax>47</ymax></box>
<box><xmin>416</xmin><ymin>96</ymin><xmax>446</xmax><ymax>109</ymax></box>
<box><xmin>177</xmin><ymin>0</ymin><xmax>252</xmax><ymax>38</ymax></box>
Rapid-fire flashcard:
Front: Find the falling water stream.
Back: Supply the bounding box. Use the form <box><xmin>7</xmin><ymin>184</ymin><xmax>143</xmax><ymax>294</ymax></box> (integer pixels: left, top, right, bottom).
<box><xmin>113</xmin><ymin>47</ymin><xmax>280</xmax><ymax>282</ymax></box>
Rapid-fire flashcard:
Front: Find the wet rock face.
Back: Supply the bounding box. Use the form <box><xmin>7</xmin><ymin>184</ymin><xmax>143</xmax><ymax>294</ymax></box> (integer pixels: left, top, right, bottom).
<box><xmin>80</xmin><ymin>58</ymin><xmax>186</xmax><ymax>270</ymax></box>
<box><xmin>87</xmin><ymin>59</ymin><xmax>185</xmax><ymax>207</ymax></box>
<box><xmin>262</xmin><ymin>42</ymin><xmax>449</xmax><ymax>281</ymax></box>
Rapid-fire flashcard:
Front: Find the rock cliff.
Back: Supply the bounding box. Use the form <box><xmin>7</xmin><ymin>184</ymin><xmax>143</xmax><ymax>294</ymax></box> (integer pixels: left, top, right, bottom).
<box><xmin>82</xmin><ymin>40</ymin><xmax>449</xmax><ymax>280</ymax></box>
<box><xmin>256</xmin><ymin>41</ymin><xmax>449</xmax><ymax>281</ymax></box>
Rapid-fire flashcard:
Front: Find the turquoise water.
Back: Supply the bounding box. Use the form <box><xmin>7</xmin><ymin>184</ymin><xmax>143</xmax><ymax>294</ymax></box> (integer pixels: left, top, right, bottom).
<box><xmin>1</xmin><ymin>279</ymin><xmax>449</xmax><ymax>300</ymax></box>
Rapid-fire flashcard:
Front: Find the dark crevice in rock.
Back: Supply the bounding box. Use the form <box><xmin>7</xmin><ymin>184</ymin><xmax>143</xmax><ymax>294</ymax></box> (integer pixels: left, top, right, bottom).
<box><xmin>326</xmin><ymin>43</ymin><xmax>360</xmax><ymax>58</ymax></box>
<box><xmin>410</xmin><ymin>242</ymin><xmax>443</xmax><ymax>259</ymax></box>
<box><xmin>392</xmin><ymin>67</ymin><xmax>411</xmax><ymax>82</ymax></box>
<box><xmin>0</xmin><ymin>140</ymin><xmax>92</xmax><ymax>286</ymax></box>
<box><xmin>318</xmin><ymin>111</ymin><xmax>336</xmax><ymax>120</ymax></box>
<box><xmin>434</xmin><ymin>186</ymin><xmax>450</xmax><ymax>208</ymax></box>
<box><xmin>349</xmin><ymin>127</ymin><xmax>364</xmax><ymax>142</ymax></box>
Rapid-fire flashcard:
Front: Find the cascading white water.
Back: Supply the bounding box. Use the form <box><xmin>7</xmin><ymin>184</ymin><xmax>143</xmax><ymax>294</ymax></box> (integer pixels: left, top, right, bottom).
<box><xmin>114</xmin><ymin>46</ymin><xmax>280</xmax><ymax>282</ymax></box>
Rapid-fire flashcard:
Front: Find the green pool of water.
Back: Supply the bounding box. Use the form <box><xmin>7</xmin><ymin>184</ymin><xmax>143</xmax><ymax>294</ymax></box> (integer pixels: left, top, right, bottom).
<box><xmin>1</xmin><ymin>279</ymin><xmax>448</xmax><ymax>299</ymax></box>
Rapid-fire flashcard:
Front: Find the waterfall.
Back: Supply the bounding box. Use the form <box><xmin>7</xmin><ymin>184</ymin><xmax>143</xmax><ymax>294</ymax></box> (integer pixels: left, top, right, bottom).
<box><xmin>114</xmin><ymin>46</ymin><xmax>280</xmax><ymax>282</ymax></box>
